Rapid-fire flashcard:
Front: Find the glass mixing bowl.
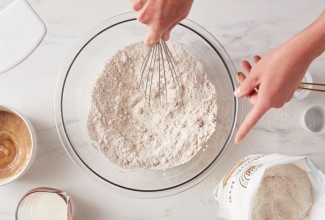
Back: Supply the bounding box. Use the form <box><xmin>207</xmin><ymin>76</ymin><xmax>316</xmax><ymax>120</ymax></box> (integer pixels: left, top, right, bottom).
<box><xmin>55</xmin><ymin>12</ymin><xmax>241</xmax><ymax>198</ymax></box>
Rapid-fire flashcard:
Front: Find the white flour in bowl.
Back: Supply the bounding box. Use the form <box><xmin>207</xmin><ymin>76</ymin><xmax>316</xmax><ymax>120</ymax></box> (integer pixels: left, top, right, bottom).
<box><xmin>87</xmin><ymin>42</ymin><xmax>217</xmax><ymax>169</ymax></box>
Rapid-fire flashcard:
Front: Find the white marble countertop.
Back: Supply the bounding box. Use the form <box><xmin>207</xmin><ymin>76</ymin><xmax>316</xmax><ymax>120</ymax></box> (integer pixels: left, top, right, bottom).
<box><xmin>1</xmin><ymin>0</ymin><xmax>325</xmax><ymax>219</ymax></box>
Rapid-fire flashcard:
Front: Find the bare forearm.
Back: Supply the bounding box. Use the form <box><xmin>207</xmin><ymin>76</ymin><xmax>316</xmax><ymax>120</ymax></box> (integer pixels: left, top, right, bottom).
<box><xmin>310</xmin><ymin>10</ymin><xmax>325</xmax><ymax>58</ymax></box>
<box><xmin>288</xmin><ymin>10</ymin><xmax>325</xmax><ymax>64</ymax></box>
<box><xmin>234</xmin><ymin>10</ymin><xmax>325</xmax><ymax>143</ymax></box>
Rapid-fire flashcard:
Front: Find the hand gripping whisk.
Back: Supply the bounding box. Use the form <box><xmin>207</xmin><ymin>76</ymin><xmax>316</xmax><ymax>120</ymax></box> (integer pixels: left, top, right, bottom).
<box><xmin>139</xmin><ymin>40</ymin><xmax>182</xmax><ymax>108</ymax></box>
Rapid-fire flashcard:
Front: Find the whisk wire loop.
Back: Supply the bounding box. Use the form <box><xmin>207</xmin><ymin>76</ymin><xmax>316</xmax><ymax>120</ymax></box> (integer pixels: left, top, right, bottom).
<box><xmin>156</xmin><ymin>43</ymin><xmax>164</xmax><ymax>105</ymax></box>
<box><xmin>162</xmin><ymin>42</ymin><xmax>181</xmax><ymax>86</ymax></box>
<box><xmin>161</xmin><ymin>41</ymin><xmax>181</xmax><ymax>104</ymax></box>
<box><xmin>139</xmin><ymin>40</ymin><xmax>182</xmax><ymax>108</ymax></box>
<box><xmin>148</xmin><ymin>46</ymin><xmax>159</xmax><ymax>107</ymax></box>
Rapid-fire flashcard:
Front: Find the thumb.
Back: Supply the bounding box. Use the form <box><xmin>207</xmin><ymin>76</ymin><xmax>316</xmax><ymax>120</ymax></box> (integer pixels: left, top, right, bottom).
<box><xmin>234</xmin><ymin>74</ymin><xmax>259</xmax><ymax>98</ymax></box>
<box><xmin>235</xmin><ymin>101</ymin><xmax>269</xmax><ymax>144</ymax></box>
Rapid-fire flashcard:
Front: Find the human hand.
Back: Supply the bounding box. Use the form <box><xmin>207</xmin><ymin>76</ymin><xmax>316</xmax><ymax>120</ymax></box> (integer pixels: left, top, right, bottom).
<box><xmin>234</xmin><ymin>48</ymin><xmax>311</xmax><ymax>144</ymax></box>
<box><xmin>234</xmin><ymin>10</ymin><xmax>325</xmax><ymax>144</ymax></box>
<box><xmin>129</xmin><ymin>0</ymin><xmax>194</xmax><ymax>47</ymax></box>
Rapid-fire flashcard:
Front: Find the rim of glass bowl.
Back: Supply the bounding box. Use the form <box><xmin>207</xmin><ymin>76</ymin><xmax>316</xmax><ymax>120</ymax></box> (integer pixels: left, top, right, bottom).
<box><xmin>55</xmin><ymin>12</ymin><xmax>241</xmax><ymax>198</ymax></box>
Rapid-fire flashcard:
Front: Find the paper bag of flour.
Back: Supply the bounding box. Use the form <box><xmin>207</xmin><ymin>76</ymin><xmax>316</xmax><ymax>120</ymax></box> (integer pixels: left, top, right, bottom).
<box><xmin>215</xmin><ymin>154</ymin><xmax>325</xmax><ymax>220</ymax></box>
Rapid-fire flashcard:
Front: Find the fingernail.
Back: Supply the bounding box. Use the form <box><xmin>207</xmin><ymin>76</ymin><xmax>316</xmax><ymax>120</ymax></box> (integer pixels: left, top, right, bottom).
<box><xmin>235</xmin><ymin>73</ymin><xmax>240</xmax><ymax>83</ymax></box>
<box><xmin>234</xmin><ymin>86</ymin><xmax>241</xmax><ymax>97</ymax></box>
<box><xmin>234</xmin><ymin>135</ymin><xmax>238</xmax><ymax>144</ymax></box>
<box><xmin>234</xmin><ymin>135</ymin><xmax>241</xmax><ymax>144</ymax></box>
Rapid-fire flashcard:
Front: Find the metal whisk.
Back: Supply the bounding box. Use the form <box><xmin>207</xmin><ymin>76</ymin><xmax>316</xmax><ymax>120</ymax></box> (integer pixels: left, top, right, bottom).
<box><xmin>139</xmin><ymin>40</ymin><xmax>181</xmax><ymax>108</ymax></box>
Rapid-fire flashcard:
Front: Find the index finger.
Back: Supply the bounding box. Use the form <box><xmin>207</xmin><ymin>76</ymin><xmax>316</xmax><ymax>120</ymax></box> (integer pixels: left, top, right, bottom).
<box><xmin>144</xmin><ymin>27</ymin><xmax>163</xmax><ymax>47</ymax></box>
<box><xmin>235</xmin><ymin>101</ymin><xmax>269</xmax><ymax>144</ymax></box>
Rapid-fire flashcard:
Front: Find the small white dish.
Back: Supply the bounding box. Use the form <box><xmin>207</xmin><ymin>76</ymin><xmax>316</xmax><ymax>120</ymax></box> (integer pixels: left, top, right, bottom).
<box><xmin>16</xmin><ymin>187</ymin><xmax>73</xmax><ymax>220</ymax></box>
<box><xmin>292</xmin><ymin>70</ymin><xmax>313</xmax><ymax>101</ymax></box>
<box><xmin>300</xmin><ymin>104</ymin><xmax>325</xmax><ymax>134</ymax></box>
<box><xmin>0</xmin><ymin>104</ymin><xmax>37</xmax><ymax>185</ymax></box>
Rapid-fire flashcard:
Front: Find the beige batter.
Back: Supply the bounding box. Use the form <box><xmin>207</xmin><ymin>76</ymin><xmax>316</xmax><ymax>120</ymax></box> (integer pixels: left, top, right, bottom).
<box><xmin>0</xmin><ymin>111</ymin><xmax>32</xmax><ymax>180</ymax></box>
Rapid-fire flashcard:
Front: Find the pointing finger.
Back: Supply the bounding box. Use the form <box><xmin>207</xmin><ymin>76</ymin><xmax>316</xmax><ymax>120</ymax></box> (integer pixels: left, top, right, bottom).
<box><xmin>235</xmin><ymin>101</ymin><xmax>269</xmax><ymax>144</ymax></box>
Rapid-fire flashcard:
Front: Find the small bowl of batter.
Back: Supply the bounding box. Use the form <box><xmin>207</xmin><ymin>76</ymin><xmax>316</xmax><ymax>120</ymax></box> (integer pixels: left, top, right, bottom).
<box><xmin>0</xmin><ymin>104</ymin><xmax>37</xmax><ymax>185</ymax></box>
